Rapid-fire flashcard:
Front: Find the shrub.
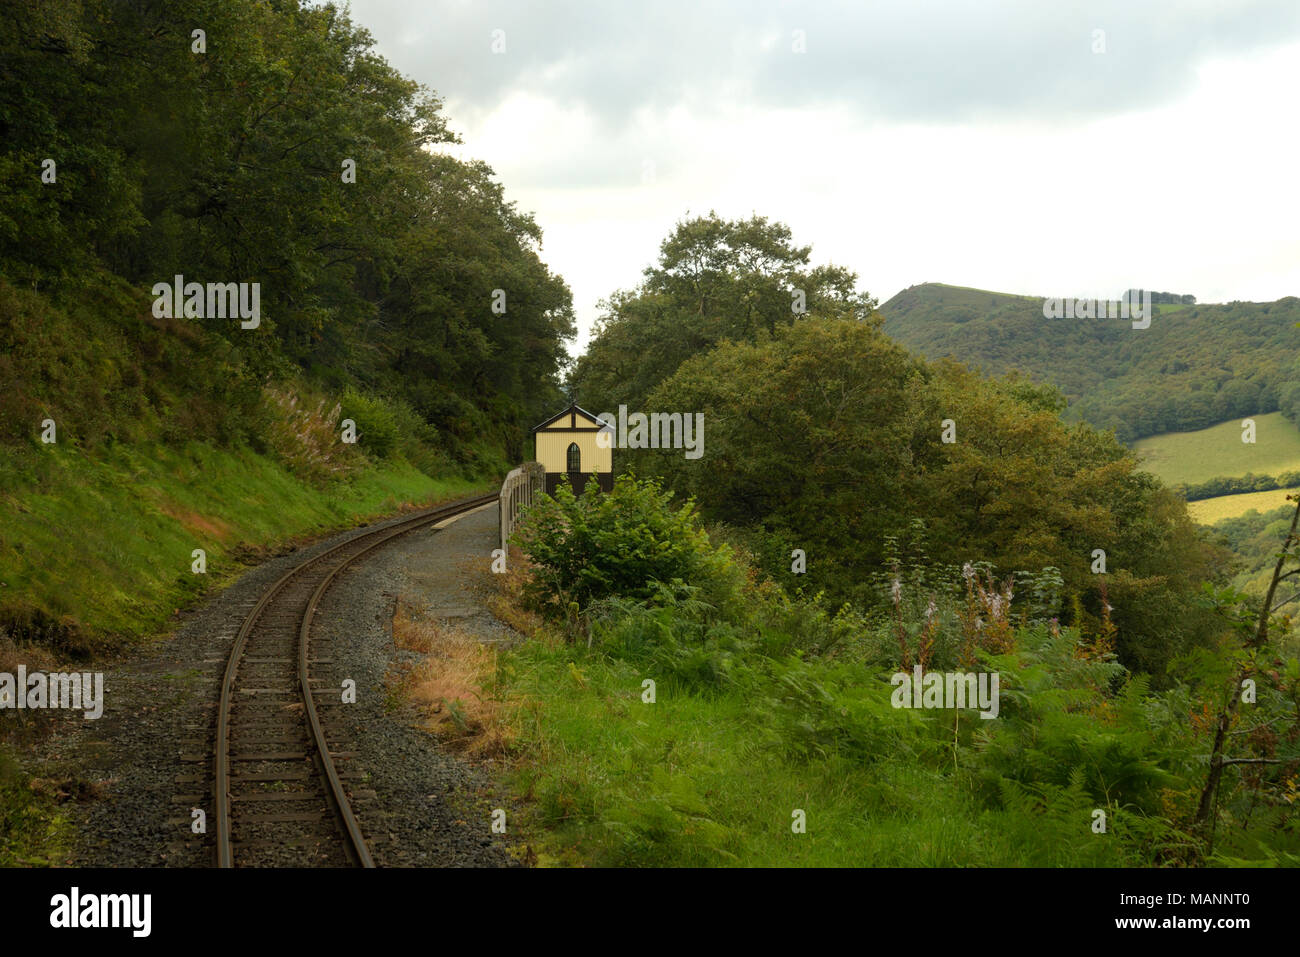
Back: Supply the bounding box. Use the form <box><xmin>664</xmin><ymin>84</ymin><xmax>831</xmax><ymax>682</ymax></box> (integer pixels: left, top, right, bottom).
<box><xmin>514</xmin><ymin>473</ymin><xmax>743</xmax><ymax>619</ymax></box>
<box><xmin>262</xmin><ymin>385</ymin><xmax>364</xmax><ymax>485</ymax></box>
<box><xmin>340</xmin><ymin>388</ymin><xmax>401</xmax><ymax>459</ymax></box>
<box><xmin>587</xmin><ymin>589</ymin><xmax>752</xmax><ymax>693</ymax></box>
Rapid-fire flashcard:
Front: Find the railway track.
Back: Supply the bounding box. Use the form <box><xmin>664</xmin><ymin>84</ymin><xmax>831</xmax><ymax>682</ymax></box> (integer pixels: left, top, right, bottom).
<box><xmin>211</xmin><ymin>492</ymin><xmax>497</xmax><ymax>867</ymax></box>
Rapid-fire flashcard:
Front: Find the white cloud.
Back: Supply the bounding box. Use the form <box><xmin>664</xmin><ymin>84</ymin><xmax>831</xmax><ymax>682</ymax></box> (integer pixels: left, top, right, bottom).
<box><xmin>350</xmin><ymin>1</ymin><xmax>1300</xmax><ymax>353</ymax></box>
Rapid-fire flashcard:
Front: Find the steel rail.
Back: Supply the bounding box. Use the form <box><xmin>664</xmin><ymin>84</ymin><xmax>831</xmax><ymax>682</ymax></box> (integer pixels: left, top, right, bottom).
<box><xmin>213</xmin><ymin>492</ymin><xmax>497</xmax><ymax>867</ymax></box>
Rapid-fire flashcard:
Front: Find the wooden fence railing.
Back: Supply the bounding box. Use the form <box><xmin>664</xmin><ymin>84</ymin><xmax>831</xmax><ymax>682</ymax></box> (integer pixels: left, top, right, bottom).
<box><xmin>500</xmin><ymin>461</ymin><xmax>545</xmax><ymax>554</ymax></box>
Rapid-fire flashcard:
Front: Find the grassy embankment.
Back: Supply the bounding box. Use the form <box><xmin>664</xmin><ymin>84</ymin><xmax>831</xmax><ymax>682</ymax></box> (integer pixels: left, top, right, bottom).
<box><xmin>0</xmin><ymin>441</ymin><xmax>487</xmax><ymax>651</ymax></box>
<box><xmin>0</xmin><ymin>275</ymin><xmax>501</xmax><ymax>652</ymax></box>
<box><xmin>394</xmin><ymin>481</ymin><xmax>1296</xmax><ymax>869</ymax></box>
<box><xmin>405</xmin><ymin>566</ymin><xmax>1249</xmax><ymax>868</ymax></box>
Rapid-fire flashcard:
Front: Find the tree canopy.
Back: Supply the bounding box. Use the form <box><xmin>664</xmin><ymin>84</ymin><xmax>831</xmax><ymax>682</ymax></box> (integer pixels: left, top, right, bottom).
<box><xmin>0</xmin><ymin>0</ymin><xmax>574</xmax><ymax>461</ymax></box>
<box><xmin>570</xmin><ymin>211</ymin><xmax>872</xmax><ymax>412</ymax></box>
<box><xmin>572</xmin><ymin>219</ymin><xmax>1232</xmax><ymax>679</ymax></box>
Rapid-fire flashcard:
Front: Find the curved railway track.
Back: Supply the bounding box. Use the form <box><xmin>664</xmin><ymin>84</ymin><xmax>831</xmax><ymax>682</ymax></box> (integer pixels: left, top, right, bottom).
<box><xmin>212</xmin><ymin>492</ymin><xmax>497</xmax><ymax>867</ymax></box>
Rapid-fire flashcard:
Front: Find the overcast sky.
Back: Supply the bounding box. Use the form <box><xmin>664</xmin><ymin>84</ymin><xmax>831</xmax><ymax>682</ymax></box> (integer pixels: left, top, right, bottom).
<box><xmin>344</xmin><ymin>0</ymin><xmax>1300</xmax><ymax>353</ymax></box>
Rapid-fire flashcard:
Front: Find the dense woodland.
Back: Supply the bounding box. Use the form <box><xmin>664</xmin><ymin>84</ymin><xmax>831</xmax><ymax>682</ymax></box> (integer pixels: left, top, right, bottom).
<box><xmin>572</xmin><ymin>215</ymin><xmax>1239</xmax><ymax>680</ymax></box>
<box><xmin>0</xmin><ymin>0</ymin><xmax>574</xmax><ymax>466</ymax></box>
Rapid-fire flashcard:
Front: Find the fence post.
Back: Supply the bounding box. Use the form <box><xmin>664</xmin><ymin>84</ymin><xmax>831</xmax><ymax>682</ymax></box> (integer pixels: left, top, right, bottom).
<box><xmin>500</xmin><ymin>462</ymin><xmax>544</xmax><ymax>558</ymax></box>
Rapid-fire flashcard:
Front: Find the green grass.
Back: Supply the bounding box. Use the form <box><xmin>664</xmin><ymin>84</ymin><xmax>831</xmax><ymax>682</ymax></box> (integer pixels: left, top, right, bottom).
<box><xmin>1132</xmin><ymin>412</ymin><xmax>1300</xmax><ymax>487</ymax></box>
<box><xmin>901</xmin><ymin>282</ymin><xmax>1041</xmax><ymax>303</ymax></box>
<box><xmin>500</xmin><ymin>638</ymin><xmax>1134</xmax><ymax>867</ymax></box>
<box><xmin>0</xmin><ymin>749</ymin><xmax>71</xmax><ymax>867</ymax></box>
<box><xmin>1187</xmin><ymin>487</ymin><xmax>1299</xmax><ymax>525</ymax></box>
<box><xmin>482</xmin><ymin>474</ymin><xmax>1293</xmax><ymax>868</ymax></box>
<box><xmin>0</xmin><ymin>440</ymin><xmax>488</xmax><ymax>648</ymax></box>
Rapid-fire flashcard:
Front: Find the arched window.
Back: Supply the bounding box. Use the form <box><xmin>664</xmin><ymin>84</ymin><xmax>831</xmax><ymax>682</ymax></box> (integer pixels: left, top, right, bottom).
<box><xmin>567</xmin><ymin>442</ymin><xmax>581</xmax><ymax>472</ymax></box>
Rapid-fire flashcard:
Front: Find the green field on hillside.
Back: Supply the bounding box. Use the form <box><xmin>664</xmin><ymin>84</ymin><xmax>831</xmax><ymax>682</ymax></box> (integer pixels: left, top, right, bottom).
<box><xmin>1132</xmin><ymin>412</ymin><xmax>1300</xmax><ymax>486</ymax></box>
<box><xmin>1187</xmin><ymin>487</ymin><xmax>1298</xmax><ymax>524</ymax></box>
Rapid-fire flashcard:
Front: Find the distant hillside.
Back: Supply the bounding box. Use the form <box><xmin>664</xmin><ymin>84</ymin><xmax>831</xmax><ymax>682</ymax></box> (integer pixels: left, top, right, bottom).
<box><xmin>880</xmin><ymin>283</ymin><xmax>1300</xmax><ymax>441</ymax></box>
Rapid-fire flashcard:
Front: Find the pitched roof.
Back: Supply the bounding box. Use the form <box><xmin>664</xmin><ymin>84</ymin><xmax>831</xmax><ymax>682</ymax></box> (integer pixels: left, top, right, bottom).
<box><xmin>532</xmin><ymin>403</ymin><xmax>608</xmax><ymax>432</ymax></box>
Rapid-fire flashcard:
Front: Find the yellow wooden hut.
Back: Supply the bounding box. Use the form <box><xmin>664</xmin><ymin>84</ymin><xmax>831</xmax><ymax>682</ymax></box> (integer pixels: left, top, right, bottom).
<box><xmin>532</xmin><ymin>403</ymin><xmax>613</xmax><ymax>496</ymax></box>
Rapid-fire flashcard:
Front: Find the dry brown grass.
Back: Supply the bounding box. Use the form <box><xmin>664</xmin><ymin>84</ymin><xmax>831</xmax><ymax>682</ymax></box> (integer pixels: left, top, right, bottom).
<box><xmin>482</xmin><ymin>548</ymin><xmax>564</xmax><ymax>648</ymax></box>
<box><xmin>0</xmin><ymin>605</ymin><xmax>94</xmax><ymax>659</ymax></box>
<box><xmin>0</xmin><ymin>631</ymin><xmax>68</xmax><ymax>747</ymax></box>
<box><xmin>27</xmin><ymin>776</ymin><xmax>111</xmax><ymax>803</ymax></box>
<box><xmin>0</xmin><ymin>631</ymin><xmax>60</xmax><ymax>677</ymax></box>
<box><xmin>392</xmin><ymin>606</ymin><xmax>514</xmax><ymax>757</ymax></box>
<box><xmin>263</xmin><ymin>384</ymin><xmax>364</xmax><ymax>486</ymax></box>
<box><xmin>390</xmin><ymin>548</ymin><xmax>563</xmax><ymax>760</ymax></box>
<box><xmin>158</xmin><ymin>502</ymin><xmax>234</xmax><ymax>542</ymax></box>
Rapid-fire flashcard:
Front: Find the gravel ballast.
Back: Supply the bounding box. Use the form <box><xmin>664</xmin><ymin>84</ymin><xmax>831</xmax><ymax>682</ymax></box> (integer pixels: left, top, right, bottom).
<box><xmin>19</xmin><ymin>500</ymin><xmax>521</xmax><ymax>868</ymax></box>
